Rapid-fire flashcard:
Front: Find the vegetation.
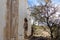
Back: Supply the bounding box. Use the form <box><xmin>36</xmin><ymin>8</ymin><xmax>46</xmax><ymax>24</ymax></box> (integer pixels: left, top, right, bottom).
<box><xmin>29</xmin><ymin>0</ymin><xmax>60</xmax><ymax>40</ymax></box>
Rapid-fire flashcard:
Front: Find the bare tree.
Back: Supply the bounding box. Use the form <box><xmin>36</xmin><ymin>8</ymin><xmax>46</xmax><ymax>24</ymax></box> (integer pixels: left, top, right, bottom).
<box><xmin>29</xmin><ymin>0</ymin><xmax>58</xmax><ymax>40</ymax></box>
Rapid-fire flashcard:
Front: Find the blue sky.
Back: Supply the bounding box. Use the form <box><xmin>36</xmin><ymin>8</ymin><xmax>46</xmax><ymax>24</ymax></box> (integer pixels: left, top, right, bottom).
<box><xmin>52</xmin><ymin>0</ymin><xmax>60</xmax><ymax>4</ymax></box>
<box><xmin>28</xmin><ymin>0</ymin><xmax>39</xmax><ymax>7</ymax></box>
<box><xmin>28</xmin><ymin>0</ymin><xmax>60</xmax><ymax>7</ymax></box>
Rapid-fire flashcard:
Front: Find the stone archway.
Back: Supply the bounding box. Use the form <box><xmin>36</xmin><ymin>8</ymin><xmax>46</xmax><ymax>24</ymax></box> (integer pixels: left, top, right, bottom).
<box><xmin>5</xmin><ymin>0</ymin><xmax>19</xmax><ymax>40</ymax></box>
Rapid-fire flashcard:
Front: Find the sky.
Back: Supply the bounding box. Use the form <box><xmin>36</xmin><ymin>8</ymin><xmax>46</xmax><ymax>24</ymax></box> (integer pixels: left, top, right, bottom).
<box><xmin>28</xmin><ymin>0</ymin><xmax>60</xmax><ymax>24</ymax></box>
<box><xmin>28</xmin><ymin>0</ymin><xmax>60</xmax><ymax>7</ymax></box>
<box><xmin>52</xmin><ymin>0</ymin><xmax>60</xmax><ymax>4</ymax></box>
<box><xmin>28</xmin><ymin>0</ymin><xmax>39</xmax><ymax>7</ymax></box>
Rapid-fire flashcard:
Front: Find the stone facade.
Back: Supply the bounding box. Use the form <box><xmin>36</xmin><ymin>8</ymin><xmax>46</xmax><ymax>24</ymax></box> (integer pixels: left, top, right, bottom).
<box><xmin>5</xmin><ymin>0</ymin><xmax>19</xmax><ymax>40</ymax></box>
<box><xmin>18</xmin><ymin>0</ymin><xmax>31</xmax><ymax>40</ymax></box>
<box><xmin>0</xmin><ymin>0</ymin><xmax>31</xmax><ymax>40</ymax></box>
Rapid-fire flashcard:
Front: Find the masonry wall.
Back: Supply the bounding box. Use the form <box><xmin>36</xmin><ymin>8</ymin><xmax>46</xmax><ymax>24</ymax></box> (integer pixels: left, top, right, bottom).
<box><xmin>18</xmin><ymin>0</ymin><xmax>31</xmax><ymax>40</ymax></box>
<box><xmin>0</xmin><ymin>0</ymin><xmax>31</xmax><ymax>40</ymax></box>
<box><xmin>0</xmin><ymin>0</ymin><xmax>6</xmax><ymax>40</ymax></box>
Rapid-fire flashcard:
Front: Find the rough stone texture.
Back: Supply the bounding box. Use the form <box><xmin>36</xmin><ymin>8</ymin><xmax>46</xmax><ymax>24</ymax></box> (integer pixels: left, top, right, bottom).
<box><xmin>0</xmin><ymin>0</ymin><xmax>31</xmax><ymax>40</ymax></box>
<box><xmin>18</xmin><ymin>0</ymin><xmax>31</xmax><ymax>40</ymax></box>
<box><xmin>5</xmin><ymin>0</ymin><xmax>19</xmax><ymax>40</ymax></box>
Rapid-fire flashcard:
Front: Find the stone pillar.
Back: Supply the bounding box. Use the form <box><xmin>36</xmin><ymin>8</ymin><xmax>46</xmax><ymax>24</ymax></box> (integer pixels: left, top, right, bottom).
<box><xmin>5</xmin><ymin>0</ymin><xmax>19</xmax><ymax>40</ymax></box>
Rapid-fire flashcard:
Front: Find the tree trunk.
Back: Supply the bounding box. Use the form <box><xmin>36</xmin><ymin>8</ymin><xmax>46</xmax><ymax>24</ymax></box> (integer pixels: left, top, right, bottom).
<box><xmin>50</xmin><ymin>28</ymin><xmax>53</xmax><ymax>40</ymax></box>
<box><xmin>46</xmin><ymin>17</ymin><xmax>53</xmax><ymax>40</ymax></box>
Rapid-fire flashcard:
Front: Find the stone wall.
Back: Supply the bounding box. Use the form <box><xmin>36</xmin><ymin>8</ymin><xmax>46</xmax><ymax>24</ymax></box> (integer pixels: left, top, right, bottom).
<box><xmin>0</xmin><ymin>0</ymin><xmax>6</xmax><ymax>40</ymax></box>
<box><xmin>0</xmin><ymin>0</ymin><xmax>31</xmax><ymax>40</ymax></box>
<box><xmin>18</xmin><ymin>0</ymin><xmax>31</xmax><ymax>40</ymax></box>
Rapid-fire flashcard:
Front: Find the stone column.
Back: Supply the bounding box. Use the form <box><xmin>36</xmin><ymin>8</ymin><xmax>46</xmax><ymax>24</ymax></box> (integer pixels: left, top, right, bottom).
<box><xmin>5</xmin><ymin>0</ymin><xmax>19</xmax><ymax>40</ymax></box>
